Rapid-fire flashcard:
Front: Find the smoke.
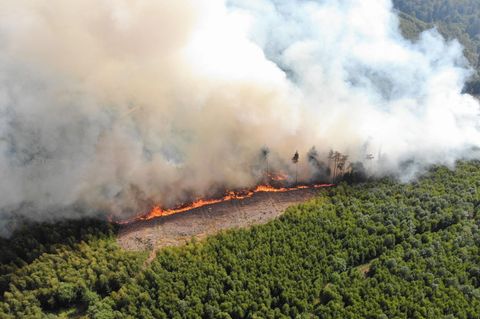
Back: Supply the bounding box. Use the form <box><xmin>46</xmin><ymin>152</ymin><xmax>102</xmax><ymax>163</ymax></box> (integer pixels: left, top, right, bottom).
<box><xmin>0</xmin><ymin>0</ymin><xmax>479</xmax><ymax>232</ymax></box>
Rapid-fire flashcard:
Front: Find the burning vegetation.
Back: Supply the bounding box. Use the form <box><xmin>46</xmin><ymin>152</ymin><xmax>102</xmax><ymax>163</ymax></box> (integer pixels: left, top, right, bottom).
<box><xmin>117</xmin><ymin>148</ymin><xmax>358</xmax><ymax>224</ymax></box>
<box><xmin>133</xmin><ymin>183</ymin><xmax>333</xmax><ymax>222</ymax></box>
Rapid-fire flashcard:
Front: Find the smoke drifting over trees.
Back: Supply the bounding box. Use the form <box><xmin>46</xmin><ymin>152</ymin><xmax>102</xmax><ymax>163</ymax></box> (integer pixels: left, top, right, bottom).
<box><xmin>0</xmin><ymin>0</ymin><xmax>479</xmax><ymax>232</ymax></box>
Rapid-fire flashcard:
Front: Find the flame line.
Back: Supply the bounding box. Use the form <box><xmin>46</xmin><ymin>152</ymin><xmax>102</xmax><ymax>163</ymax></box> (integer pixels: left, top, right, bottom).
<box><xmin>115</xmin><ymin>183</ymin><xmax>333</xmax><ymax>225</ymax></box>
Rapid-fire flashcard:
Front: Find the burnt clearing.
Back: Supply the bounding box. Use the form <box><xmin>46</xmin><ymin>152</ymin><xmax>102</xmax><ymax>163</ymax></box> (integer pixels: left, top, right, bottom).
<box><xmin>117</xmin><ymin>188</ymin><xmax>323</xmax><ymax>252</ymax></box>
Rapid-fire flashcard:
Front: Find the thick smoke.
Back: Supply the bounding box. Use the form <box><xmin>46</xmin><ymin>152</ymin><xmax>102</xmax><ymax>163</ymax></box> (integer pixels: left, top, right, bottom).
<box><xmin>0</xmin><ymin>0</ymin><xmax>479</xmax><ymax>233</ymax></box>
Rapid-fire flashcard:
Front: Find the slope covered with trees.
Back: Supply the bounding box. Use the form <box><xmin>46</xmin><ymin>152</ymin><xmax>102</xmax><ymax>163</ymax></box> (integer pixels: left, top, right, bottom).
<box><xmin>1</xmin><ymin>161</ymin><xmax>479</xmax><ymax>318</ymax></box>
<box><xmin>0</xmin><ymin>2</ymin><xmax>479</xmax><ymax>318</ymax></box>
<box><xmin>394</xmin><ymin>0</ymin><xmax>480</xmax><ymax>94</ymax></box>
<box><xmin>0</xmin><ymin>221</ymin><xmax>147</xmax><ymax>318</ymax></box>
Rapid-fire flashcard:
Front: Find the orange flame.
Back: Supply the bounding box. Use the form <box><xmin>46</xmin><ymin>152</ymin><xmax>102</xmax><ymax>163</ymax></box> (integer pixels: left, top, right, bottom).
<box><xmin>118</xmin><ymin>183</ymin><xmax>333</xmax><ymax>223</ymax></box>
<box><xmin>268</xmin><ymin>172</ymin><xmax>288</xmax><ymax>182</ymax></box>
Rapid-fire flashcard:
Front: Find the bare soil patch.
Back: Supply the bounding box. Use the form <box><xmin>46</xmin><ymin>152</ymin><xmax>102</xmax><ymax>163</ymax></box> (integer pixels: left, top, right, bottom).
<box><xmin>117</xmin><ymin>188</ymin><xmax>321</xmax><ymax>252</ymax></box>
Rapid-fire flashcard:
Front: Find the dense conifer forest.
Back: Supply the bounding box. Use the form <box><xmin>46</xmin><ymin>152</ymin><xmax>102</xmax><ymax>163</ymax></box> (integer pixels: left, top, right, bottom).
<box><xmin>393</xmin><ymin>0</ymin><xmax>480</xmax><ymax>94</ymax></box>
<box><xmin>1</xmin><ymin>161</ymin><xmax>479</xmax><ymax>318</ymax></box>
<box><xmin>1</xmin><ymin>1</ymin><xmax>480</xmax><ymax>318</ymax></box>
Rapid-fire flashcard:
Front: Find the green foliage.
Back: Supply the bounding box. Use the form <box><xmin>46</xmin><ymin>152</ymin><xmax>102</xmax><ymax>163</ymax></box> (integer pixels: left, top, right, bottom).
<box><xmin>0</xmin><ymin>220</ymin><xmax>145</xmax><ymax>318</ymax></box>
<box><xmin>394</xmin><ymin>0</ymin><xmax>480</xmax><ymax>94</ymax></box>
<box><xmin>1</xmin><ymin>3</ymin><xmax>480</xmax><ymax>318</ymax></box>
<box><xmin>1</xmin><ymin>163</ymin><xmax>480</xmax><ymax>318</ymax></box>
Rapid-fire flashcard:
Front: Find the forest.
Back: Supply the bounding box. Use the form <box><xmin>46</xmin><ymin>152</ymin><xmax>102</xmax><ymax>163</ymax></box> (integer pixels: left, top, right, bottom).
<box><xmin>1</xmin><ymin>161</ymin><xmax>479</xmax><ymax>318</ymax></box>
<box><xmin>1</xmin><ymin>1</ymin><xmax>480</xmax><ymax>318</ymax></box>
<box><xmin>393</xmin><ymin>0</ymin><xmax>480</xmax><ymax>94</ymax></box>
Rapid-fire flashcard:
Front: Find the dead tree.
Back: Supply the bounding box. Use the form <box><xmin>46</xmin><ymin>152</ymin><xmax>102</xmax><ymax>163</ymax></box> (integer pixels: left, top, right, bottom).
<box><xmin>337</xmin><ymin>155</ymin><xmax>349</xmax><ymax>179</ymax></box>
<box><xmin>292</xmin><ymin>151</ymin><xmax>299</xmax><ymax>185</ymax></box>
<box><xmin>328</xmin><ymin>151</ymin><xmax>349</xmax><ymax>183</ymax></box>
<box><xmin>261</xmin><ymin>147</ymin><xmax>270</xmax><ymax>184</ymax></box>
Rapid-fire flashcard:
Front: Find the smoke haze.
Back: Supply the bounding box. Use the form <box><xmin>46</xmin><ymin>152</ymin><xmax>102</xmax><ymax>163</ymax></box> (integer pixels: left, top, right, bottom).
<box><xmin>0</xmin><ymin>0</ymin><xmax>479</xmax><ymax>233</ymax></box>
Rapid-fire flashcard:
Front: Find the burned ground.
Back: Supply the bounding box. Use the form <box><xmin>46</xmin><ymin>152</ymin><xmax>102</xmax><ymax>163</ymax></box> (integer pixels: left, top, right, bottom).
<box><xmin>117</xmin><ymin>188</ymin><xmax>321</xmax><ymax>251</ymax></box>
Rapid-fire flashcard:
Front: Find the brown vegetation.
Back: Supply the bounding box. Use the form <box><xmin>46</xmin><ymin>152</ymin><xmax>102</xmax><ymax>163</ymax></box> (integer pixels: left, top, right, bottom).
<box><xmin>117</xmin><ymin>188</ymin><xmax>321</xmax><ymax>252</ymax></box>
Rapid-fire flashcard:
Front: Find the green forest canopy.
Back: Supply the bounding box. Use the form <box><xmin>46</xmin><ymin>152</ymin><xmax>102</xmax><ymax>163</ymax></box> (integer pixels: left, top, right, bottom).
<box><xmin>393</xmin><ymin>0</ymin><xmax>480</xmax><ymax>94</ymax></box>
<box><xmin>1</xmin><ymin>161</ymin><xmax>479</xmax><ymax>318</ymax></box>
<box><xmin>1</xmin><ymin>1</ymin><xmax>480</xmax><ymax>317</ymax></box>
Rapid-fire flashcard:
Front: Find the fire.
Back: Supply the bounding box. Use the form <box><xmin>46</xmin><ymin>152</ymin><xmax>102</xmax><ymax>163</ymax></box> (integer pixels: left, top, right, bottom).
<box><xmin>268</xmin><ymin>172</ymin><xmax>288</xmax><ymax>182</ymax></box>
<box><xmin>124</xmin><ymin>183</ymin><xmax>333</xmax><ymax>223</ymax></box>
<box><xmin>253</xmin><ymin>185</ymin><xmax>289</xmax><ymax>192</ymax></box>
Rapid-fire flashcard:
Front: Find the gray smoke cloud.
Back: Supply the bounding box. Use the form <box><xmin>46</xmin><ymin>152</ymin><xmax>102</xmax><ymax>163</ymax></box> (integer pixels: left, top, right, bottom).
<box><xmin>0</xmin><ymin>0</ymin><xmax>479</xmax><ymax>233</ymax></box>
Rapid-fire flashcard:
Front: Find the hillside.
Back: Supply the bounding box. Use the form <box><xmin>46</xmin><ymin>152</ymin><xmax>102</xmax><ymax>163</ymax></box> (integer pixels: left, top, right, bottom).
<box><xmin>1</xmin><ymin>161</ymin><xmax>479</xmax><ymax>318</ymax></box>
<box><xmin>0</xmin><ymin>1</ymin><xmax>479</xmax><ymax>318</ymax></box>
<box><xmin>394</xmin><ymin>0</ymin><xmax>480</xmax><ymax>94</ymax></box>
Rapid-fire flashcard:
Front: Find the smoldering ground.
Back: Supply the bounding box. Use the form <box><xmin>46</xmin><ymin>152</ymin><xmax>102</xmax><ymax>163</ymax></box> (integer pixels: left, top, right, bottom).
<box><xmin>0</xmin><ymin>0</ymin><xmax>479</xmax><ymax>235</ymax></box>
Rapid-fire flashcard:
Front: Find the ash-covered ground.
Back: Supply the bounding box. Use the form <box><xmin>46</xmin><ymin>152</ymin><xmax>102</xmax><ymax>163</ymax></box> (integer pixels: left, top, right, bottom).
<box><xmin>117</xmin><ymin>188</ymin><xmax>321</xmax><ymax>253</ymax></box>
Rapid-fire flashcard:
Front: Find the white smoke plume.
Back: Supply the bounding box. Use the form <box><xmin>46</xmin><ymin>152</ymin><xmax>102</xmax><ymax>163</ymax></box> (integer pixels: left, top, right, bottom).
<box><xmin>0</xmin><ymin>0</ymin><xmax>479</xmax><ymax>232</ymax></box>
